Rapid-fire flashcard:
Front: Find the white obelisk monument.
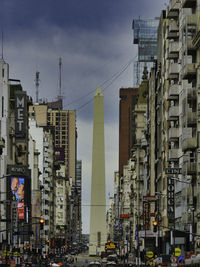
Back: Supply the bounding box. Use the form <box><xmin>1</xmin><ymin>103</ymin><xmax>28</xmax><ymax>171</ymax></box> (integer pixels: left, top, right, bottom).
<box><xmin>89</xmin><ymin>87</ymin><xmax>107</xmax><ymax>256</ymax></box>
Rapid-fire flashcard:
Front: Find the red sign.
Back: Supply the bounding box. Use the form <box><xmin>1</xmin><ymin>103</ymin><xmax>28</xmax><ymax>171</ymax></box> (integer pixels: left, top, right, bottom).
<box><xmin>120</xmin><ymin>214</ymin><xmax>130</xmax><ymax>218</ymax></box>
<box><xmin>18</xmin><ymin>203</ymin><xmax>24</xmax><ymax>219</ymax></box>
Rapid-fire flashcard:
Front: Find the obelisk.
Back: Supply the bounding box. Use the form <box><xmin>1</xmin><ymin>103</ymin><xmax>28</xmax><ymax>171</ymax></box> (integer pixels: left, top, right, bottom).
<box><xmin>89</xmin><ymin>87</ymin><xmax>106</xmax><ymax>256</ymax></box>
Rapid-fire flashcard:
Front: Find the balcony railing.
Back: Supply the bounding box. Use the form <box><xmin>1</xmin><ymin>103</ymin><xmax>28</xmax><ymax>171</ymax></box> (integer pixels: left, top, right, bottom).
<box><xmin>182</xmin><ymin>63</ymin><xmax>196</xmax><ymax>79</ymax></box>
<box><xmin>166</xmin><ymin>0</ymin><xmax>180</xmax><ymax>18</ymax></box>
<box><xmin>168</xmin><ymin>106</ymin><xmax>179</xmax><ymax>120</ymax></box>
<box><xmin>182</xmin><ymin>137</ymin><xmax>196</xmax><ymax>151</ymax></box>
<box><xmin>168</xmin><ymin>41</ymin><xmax>179</xmax><ymax>59</ymax></box>
<box><xmin>169</xmin><ymin>127</ymin><xmax>179</xmax><ymax>140</ymax></box>
<box><xmin>167</xmin><ymin>148</ymin><xmax>181</xmax><ymax>161</ymax></box>
<box><xmin>182</xmin><ymin>162</ymin><xmax>196</xmax><ymax>175</ymax></box>
<box><xmin>183</xmin><ymin>112</ymin><xmax>197</xmax><ymax>126</ymax></box>
<box><xmin>168</xmin><ymin>63</ymin><xmax>179</xmax><ymax>79</ymax></box>
<box><xmin>168</xmin><ymin>84</ymin><xmax>179</xmax><ymax>99</ymax></box>
<box><xmin>169</xmin><ymin>20</ymin><xmax>179</xmax><ymax>32</ymax></box>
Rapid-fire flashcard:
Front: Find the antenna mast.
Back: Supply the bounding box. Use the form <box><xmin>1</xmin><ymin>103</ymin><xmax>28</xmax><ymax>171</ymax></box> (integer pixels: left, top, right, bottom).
<box><xmin>59</xmin><ymin>57</ymin><xmax>62</xmax><ymax>100</ymax></box>
<box><xmin>35</xmin><ymin>71</ymin><xmax>40</xmax><ymax>103</ymax></box>
<box><xmin>1</xmin><ymin>31</ymin><xmax>3</xmax><ymax>59</ymax></box>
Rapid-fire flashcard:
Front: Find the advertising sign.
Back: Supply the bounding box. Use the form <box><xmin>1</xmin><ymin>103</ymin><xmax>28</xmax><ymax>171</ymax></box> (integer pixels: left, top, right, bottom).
<box><xmin>143</xmin><ymin>201</ymin><xmax>150</xmax><ymax>230</ymax></box>
<box><xmin>167</xmin><ymin>177</ymin><xmax>175</xmax><ymax>225</ymax></box>
<box><xmin>15</xmin><ymin>91</ymin><xmax>27</xmax><ymax>139</ymax></box>
<box><xmin>55</xmin><ymin>147</ymin><xmax>65</xmax><ymax>163</ymax></box>
<box><xmin>10</xmin><ymin>177</ymin><xmax>25</xmax><ymax>219</ymax></box>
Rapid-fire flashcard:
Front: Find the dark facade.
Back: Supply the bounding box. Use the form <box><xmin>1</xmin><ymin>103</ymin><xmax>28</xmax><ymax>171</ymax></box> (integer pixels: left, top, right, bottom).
<box><xmin>119</xmin><ymin>87</ymin><xmax>138</xmax><ymax>177</ymax></box>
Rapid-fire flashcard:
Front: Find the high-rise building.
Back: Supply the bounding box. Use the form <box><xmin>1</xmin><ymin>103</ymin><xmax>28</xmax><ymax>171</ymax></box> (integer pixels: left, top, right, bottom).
<box><xmin>29</xmin><ymin>101</ymin><xmax>78</xmax><ymax>243</ymax></box>
<box><xmin>29</xmin><ymin>103</ymin><xmax>76</xmax><ymax>183</ymax></box>
<box><xmin>119</xmin><ymin>88</ymin><xmax>138</xmax><ymax>177</ymax></box>
<box><xmin>132</xmin><ymin>18</ymin><xmax>159</xmax><ymax>86</ymax></box>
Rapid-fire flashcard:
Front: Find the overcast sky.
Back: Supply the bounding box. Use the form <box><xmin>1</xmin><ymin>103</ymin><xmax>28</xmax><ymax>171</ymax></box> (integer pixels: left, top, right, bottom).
<box><xmin>1</xmin><ymin>0</ymin><xmax>168</xmax><ymax>234</ymax></box>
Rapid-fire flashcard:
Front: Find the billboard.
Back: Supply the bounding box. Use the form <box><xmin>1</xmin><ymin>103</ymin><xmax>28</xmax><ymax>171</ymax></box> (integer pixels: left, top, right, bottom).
<box><xmin>10</xmin><ymin>177</ymin><xmax>25</xmax><ymax>219</ymax></box>
<box><xmin>55</xmin><ymin>147</ymin><xmax>65</xmax><ymax>163</ymax></box>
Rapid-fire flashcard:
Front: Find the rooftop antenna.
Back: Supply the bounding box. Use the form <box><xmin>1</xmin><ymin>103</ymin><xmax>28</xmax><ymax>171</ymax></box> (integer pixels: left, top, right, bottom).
<box><xmin>58</xmin><ymin>57</ymin><xmax>62</xmax><ymax>100</ymax></box>
<box><xmin>1</xmin><ymin>31</ymin><xmax>3</xmax><ymax>59</ymax></box>
<box><xmin>35</xmin><ymin>71</ymin><xmax>40</xmax><ymax>103</ymax></box>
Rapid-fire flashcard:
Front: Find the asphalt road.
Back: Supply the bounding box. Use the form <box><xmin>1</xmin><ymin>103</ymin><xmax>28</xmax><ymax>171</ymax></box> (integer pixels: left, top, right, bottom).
<box><xmin>69</xmin><ymin>254</ymin><xmax>101</xmax><ymax>266</ymax></box>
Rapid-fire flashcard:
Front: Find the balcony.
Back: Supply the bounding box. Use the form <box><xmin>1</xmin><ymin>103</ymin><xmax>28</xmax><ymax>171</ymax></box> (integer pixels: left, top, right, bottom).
<box><xmin>187</xmin><ymin>88</ymin><xmax>196</xmax><ymax>100</ymax></box>
<box><xmin>167</xmin><ymin>148</ymin><xmax>181</xmax><ymax>161</ymax></box>
<box><xmin>43</xmin><ymin>172</ymin><xmax>48</xmax><ymax>178</ymax></box>
<box><xmin>43</xmin><ymin>205</ymin><xmax>49</xmax><ymax>210</ymax></box>
<box><xmin>182</xmin><ymin>137</ymin><xmax>196</xmax><ymax>151</ymax></box>
<box><xmin>168</xmin><ymin>63</ymin><xmax>179</xmax><ymax>79</ymax></box>
<box><xmin>182</xmin><ymin>0</ymin><xmax>196</xmax><ymax>8</ymax></box>
<box><xmin>182</xmin><ymin>63</ymin><xmax>196</xmax><ymax>79</ymax></box>
<box><xmin>183</xmin><ymin>112</ymin><xmax>197</xmax><ymax>126</ymax></box>
<box><xmin>168</xmin><ymin>41</ymin><xmax>179</xmax><ymax>59</ymax></box>
<box><xmin>169</xmin><ymin>127</ymin><xmax>179</xmax><ymax>140</ymax></box>
<box><xmin>168</xmin><ymin>106</ymin><xmax>179</xmax><ymax>120</ymax></box>
<box><xmin>166</xmin><ymin>29</ymin><xmax>179</xmax><ymax>39</ymax></box>
<box><xmin>166</xmin><ymin>0</ymin><xmax>180</xmax><ymax>18</ymax></box>
<box><xmin>182</xmin><ymin>162</ymin><xmax>196</xmax><ymax>175</ymax></box>
<box><xmin>169</xmin><ymin>20</ymin><xmax>179</xmax><ymax>33</ymax></box>
<box><xmin>167</xmin><ymin>84</ymin><xmax>179</xmax><ymax>100</ymax></box>
<box><xmin>185</xmin><ymin>14</ymin><xmax>197</xmax><ymax>26</ymax></box>
<box><xmin>43</xmin><ymin>162</ymin><xmax>48</xmax><ymax>168</ymax></box>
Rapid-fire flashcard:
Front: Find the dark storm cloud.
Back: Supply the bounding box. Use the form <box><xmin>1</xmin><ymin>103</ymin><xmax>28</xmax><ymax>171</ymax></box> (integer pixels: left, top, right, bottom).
<box><xmin>0</xmin><ymin>0</ymin><xmax>134</xmax><ymax>34</ymax></box>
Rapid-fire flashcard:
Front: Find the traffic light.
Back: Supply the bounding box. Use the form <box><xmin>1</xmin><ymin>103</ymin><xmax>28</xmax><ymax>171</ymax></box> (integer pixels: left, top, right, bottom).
<box><xmin>153</xmin><ymin>221</ymin><xmax>158</xmax><ymax>233</ymax></box>
<box><xmin>39</xmin><ymin>218</ymin><xmax>45</xmax><ymax>230</ymax></box>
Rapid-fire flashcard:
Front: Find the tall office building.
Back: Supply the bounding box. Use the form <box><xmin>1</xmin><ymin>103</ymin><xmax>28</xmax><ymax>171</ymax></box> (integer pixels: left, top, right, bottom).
<box><xmin>132</xmin><ymin>18</ymin><xmax>159</xmax><ymax>86</ymax></box>
<box><xmin>89</xmin><ymin>87</ymin><xmax>106</xmax><ymax>256</ymax></box>
<box><xmin>29</xmin><ymin>102</ymin><xmax>76</xmax><ymax>183</ymax></box>
<box><xmin>119</xmin><ymin>88</ymin><xmax>138</xmax><ymax>177</ymax></box>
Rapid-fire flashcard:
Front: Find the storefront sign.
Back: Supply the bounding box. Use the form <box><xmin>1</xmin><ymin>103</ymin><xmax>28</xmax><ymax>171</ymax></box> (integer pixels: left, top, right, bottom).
<box><xmin>167</xmin><ymin>177</ymin><xmax>175</xmax><ymax>225</ymax></box>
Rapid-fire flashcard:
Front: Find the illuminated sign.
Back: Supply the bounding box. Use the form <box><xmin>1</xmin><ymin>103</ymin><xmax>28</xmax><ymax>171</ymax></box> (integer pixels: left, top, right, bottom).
<box><xmin>11</xmin><ymin>177</ymin><xmax>25</xmax><ymax>219</ymax></box>
<box><xmin>15</xmin><ymin>91</ymin><xmax>27</xmax><ymax>139</ymax></box>
<box><xmin>167</xmin><ymin>177</ymin><xmax>175</xmax><ymax>225</ymax></box>
<box><xmin>143</xmin><ymin>201</ymin><xmax>150</xmax><ymax>230</ymax></box>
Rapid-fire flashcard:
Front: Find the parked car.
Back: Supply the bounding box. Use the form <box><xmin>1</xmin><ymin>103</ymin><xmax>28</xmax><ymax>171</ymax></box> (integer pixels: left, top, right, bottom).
<box><xmin>106</xmin><ymin>262</ymin><xmax>117</xmax><ymax>267</ymax></box>
<box><xmin>107</xmin><ymin>254</ymin><xmax>118</xmax><ymax>264</ymax></box>
<box><xmin>89</xmin><ymin>261</ymin><xmax>101</xmax><ymax>266</ymax></box>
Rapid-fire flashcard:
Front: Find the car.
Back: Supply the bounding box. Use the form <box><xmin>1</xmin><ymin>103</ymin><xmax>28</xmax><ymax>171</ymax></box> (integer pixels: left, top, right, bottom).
<box><xmin>88</xmin><ymin>261</ymin><xmax>101</xmax><ymax>266</ymax></box>
<box><xmin>107</xmin><ymin>254</ymin><xmax>118</xmax><ymax>264</ymax></box>
<box><xmin>106</xmin><ymin>262</ymin><xmax>117</xmax><ymax>266</ymax></box>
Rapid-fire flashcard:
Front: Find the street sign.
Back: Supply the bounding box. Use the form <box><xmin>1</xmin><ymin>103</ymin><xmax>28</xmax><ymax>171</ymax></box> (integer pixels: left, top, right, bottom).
<box><xmin>157</xmin><ymin>257</ymin><xmax>162</xmax><ymax>264</ymax></box>
<box><xmin>13</xmin><ymin>231</ymin><xmax>33</xmax><ymax>235</ymax></box>
<box><xmin>171</xmin><ymin>256</ymin><xmax>177</xmax><ymax>263</ymax></box>
<box><xmin>165</xmin><ymin>168</ymin><xmax>181</xmax><ymax>174</ymax></box>
<box><xmin>175</xmin><ymin>248</ymin><xmax>181</xmax><ymax>256</ymax></box>
<box><xmin>13</xmin><ymin>252</ymin><xmax>19</xmax><ymax>257</ymax></box>
<box><xmin>146</xmin><ymin>251</ymin><xmax>154</xmax><ymax>258</ymax></box>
